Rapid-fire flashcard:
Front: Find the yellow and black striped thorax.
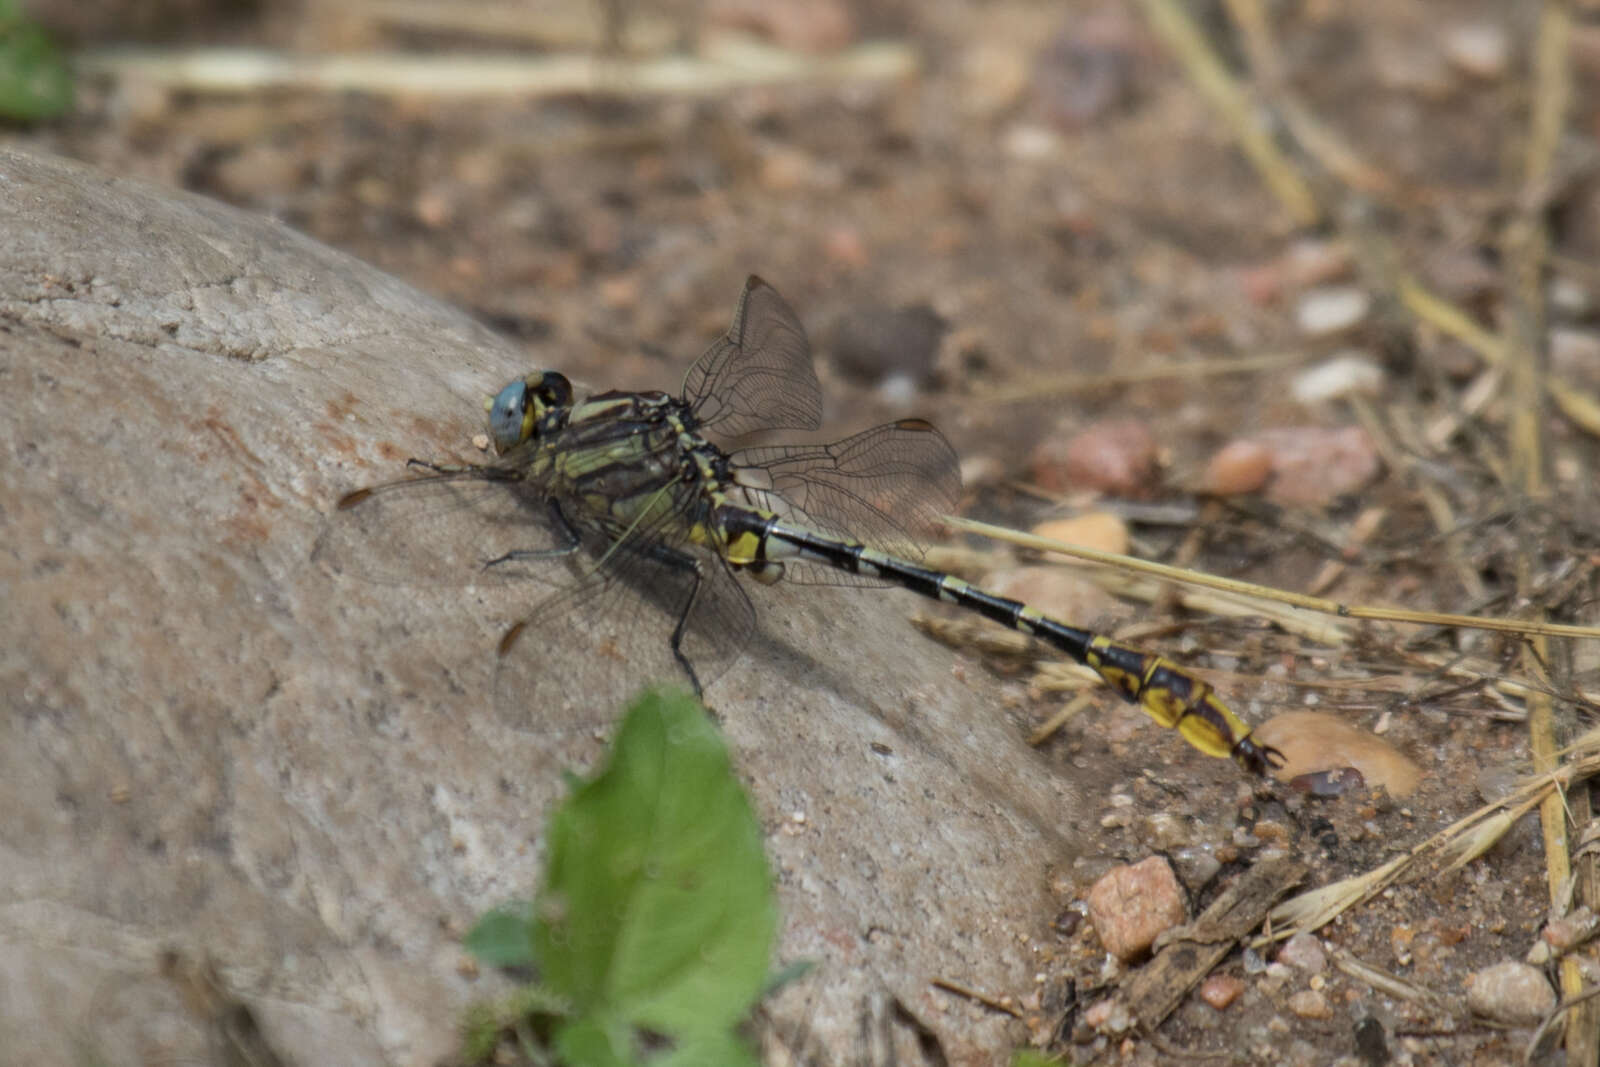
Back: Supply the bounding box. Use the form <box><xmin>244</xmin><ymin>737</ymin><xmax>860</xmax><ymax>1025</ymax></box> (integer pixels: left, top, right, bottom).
<box><xmin>509</xmin><ymin>385</ymin><xmax>755</xmax><ymax>552</ymax></box>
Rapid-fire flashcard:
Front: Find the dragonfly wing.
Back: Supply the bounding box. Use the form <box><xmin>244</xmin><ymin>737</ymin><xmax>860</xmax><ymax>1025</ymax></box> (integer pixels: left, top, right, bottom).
<box><xmin>682</xmin><ymin>276</ymin><xmax>824</xmax><ymax>439</ymax></box>
<box><xmin>312</xmin><ymin>461</ymin><xmax>573</xmax><ymax>586</ymax></box>
<box><xmin>732</xmin><ymin>418</ymin><xmax>962</xmax><ymax>562</ymax></box>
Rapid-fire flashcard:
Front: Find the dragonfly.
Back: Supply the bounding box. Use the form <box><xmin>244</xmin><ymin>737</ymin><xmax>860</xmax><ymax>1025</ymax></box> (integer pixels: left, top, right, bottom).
<box><xmin>318</xmin><ymin>277</ymin><xmax>1281</xmax><ymax>776</ymax></box>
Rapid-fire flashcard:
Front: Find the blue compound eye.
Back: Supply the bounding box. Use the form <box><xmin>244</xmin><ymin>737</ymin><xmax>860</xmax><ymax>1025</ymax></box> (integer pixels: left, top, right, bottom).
<box><xmin>488</xmin><ymin>379</ymin><xmax>533</xmax><ymax>452</ymax></box>
<box><xmin>487</xmin><ymin>372</ymin><xmax>574</xmax><ymax>452</ymax></box>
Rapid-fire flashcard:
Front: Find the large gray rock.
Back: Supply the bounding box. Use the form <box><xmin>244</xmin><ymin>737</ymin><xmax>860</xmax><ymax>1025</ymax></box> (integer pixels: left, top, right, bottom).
<box><xmin>0</xmin><ymin>147</ymin><xmax>1082</xmax><ymax>1064</ymax></box>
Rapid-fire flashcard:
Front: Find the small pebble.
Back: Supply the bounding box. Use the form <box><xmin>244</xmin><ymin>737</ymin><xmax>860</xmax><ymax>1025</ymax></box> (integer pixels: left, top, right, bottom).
<box><xmin>1170</xmin><ymin>845</ymin><xmax>1221</xmax><ymax>887</ymax></box>
<box><xmin>1551</xmin><ymin>328</ymin><xmax>1600</xmax><ymax>393</ymax></box>
<box><xmin>1291</xmin><ymin>353</ymin><xmax>1386</xmax><ymax>405</ymax></box>
<box><xmin>1140</xmin><ymin>811</ymin><xmax>1186</xmax><ymax>851</ymax></box>
<box><xmin>1549</xmin><ymin>276</ymin><xmax>1593</xmax><ymax>317</ymax></box>
<box><xmin>1199</xmin><ymin>973</ymin><xmax>1245</xmax><ymax>1010</ymax></box>
<box><xmin>1444</xmin><ymin>21</ymin><xmax>1511</xmax><ymax>80</ymax></box>
<box><xmin>1003</xmin><ymin>123</ymin><xmax>1064</xmax><ymax>161</ymax></box>
<box><xmin>1252</xmin><ymin>710</ymin><xmax>1422</xmax><ymax>798</ymax></box>
<box><xmin>1474</xmin><ymin>760</ymin><xmax>1521</xmax><ymax>805</ymax></box>
<box><xmin>1234</xmin><ymin>239</ymin><xmax>1351</xmax><ymax>306</ymax></box>
<box><xmin>1287</xmin><ymin>989</ymin><xmax>1333</xmax><ymax>1020</ymax></box>
<box><xmin>1467</xmin><ymin>961</ymin><xmax>1556</xmax><ymax>1026</ymax></box>
<box><xmin>759</xmin><ymin>146</ymin><xmax>818</xmax><ymax>192</ymax></box>
<box><xmin>875</xmin><ymin>372</ymin><xmax>919</xmax><ymax>408</ymax></box>
<box><xmin>960</xmin><ymin>40</ymin><xmax>1032</xmax><ymax>118</ymax></box>
<box><xmin>1282</xmin><ymin>239</ymin><xmax>1353</xmax><ymax>289</ymax></box>
<box><xmin>1235</xmin><ymin>262</ymin><xmax>1286</xmax><ymax>307</ymax></box>
<box><xmin>1541</xmin><ymin>907</ymin><xmax>1599</xmax><ymax>954</ymax></box>
<box><xmin>822</xmin><ymin>225</ymin><xmax>869</xmax><ymax>270</ymax></box>
<box><xmin>1277</xmin><ymin>932</ymin><xmax>1326</xmax><ymax>974</ymax></box>
<box><xmin>1032</xmin><ymin>418</ymin><xmax>1159</xmax><ymax>497</ymax></box>
<box><xmin>597</xmin><ymin>275</ymin><xmax>640</xmax><ymax>310</ymax></box>
<box><xmin>1295</xmin><ymin>286</ymin><xmax>1371</xmax><ymax>338</ymax></box>
<box><xmin>959</xmin><ymin>453</ymin><xmax>1006</xmax><ymax>489</ymax></box>
<box><xmin>1082</xmin><ymin>997</ymin><xmax>1132</xmax><ymax>1033</ymax></box>
<box><xmin>1031</xmin><ymin>512</ymin><xmax>1130</xmax><ymax>556</ymax></box>
<box><xmin>1052</xmin><ymin>904</ymin><xmax>1083</xmax><ymax>937</ymax></box>
<box><xmin>1253</xmin><ymin>426</ymin><xmax>1381</xmax><ymax>508</ymax></box>
<box><xmin>1086</xmin><ymin>856</ymin><xmax>1186</xmax><ymax>962</ymax></box>
<box><xmin>412</xmin><ymin>185</ymin><xmax>458</xmax><ymax>229</ymax></box>
<box><xmin>1201</xmin><ymin>440</ymin><xmax>1273</xmax><ymax>496</ymax></box>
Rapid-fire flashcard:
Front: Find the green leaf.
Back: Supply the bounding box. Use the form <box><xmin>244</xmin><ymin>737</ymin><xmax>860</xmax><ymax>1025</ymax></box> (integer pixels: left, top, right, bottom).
<box><xmin>652</xmin><ymin>1030</ymin><xmax>761</xmax><ymax>1067</ymax></box>
<box><xmin>464</xmin><ymin>901</ymin><xmax>537</xmax><ymax>968</ymax></box>
<box><xmin>537</xmin><ymin>688</ymin><xmax>776</xmax><ymax>1055</ymax></box>
<box><xmin>0</xmin><ymin>0</ymin><xmax>72</xmax><ymax>121</ymax></box>
<box><xmin>552</xmin><ymin>1013</ymin><xmax>760</xmax><ymax>1067</ymax></box>
<box><xmin>1011</xmin><ymin>1050</ymin><xmax>1071</xmax><ymax>1067</ymax></box>
<box><xmin>551</xmin><ymin>1015</ymin><xmax>630</xmax><ymax>1067</ymax></box>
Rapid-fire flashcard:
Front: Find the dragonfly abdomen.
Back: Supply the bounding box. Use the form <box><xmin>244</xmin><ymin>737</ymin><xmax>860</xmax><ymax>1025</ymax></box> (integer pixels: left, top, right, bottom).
<box><xmin>727</xmin><ymin>510</ymin><xmax>1277</xmax><ymax>777</ymax></box>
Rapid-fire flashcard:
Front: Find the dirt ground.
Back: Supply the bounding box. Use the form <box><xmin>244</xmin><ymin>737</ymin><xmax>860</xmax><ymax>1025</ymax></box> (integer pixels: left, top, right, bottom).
<box><xmin>10</xmin><ymin>0</ymin><xmax>1600</xmax><ymax>1063</ymax></box>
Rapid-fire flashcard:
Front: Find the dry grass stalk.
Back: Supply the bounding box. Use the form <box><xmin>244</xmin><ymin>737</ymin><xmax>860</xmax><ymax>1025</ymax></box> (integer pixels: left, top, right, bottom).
<box><xmin>76</xmin><ymin>37</ymin><xmax>919</xmax><ymax>98</ymax></box>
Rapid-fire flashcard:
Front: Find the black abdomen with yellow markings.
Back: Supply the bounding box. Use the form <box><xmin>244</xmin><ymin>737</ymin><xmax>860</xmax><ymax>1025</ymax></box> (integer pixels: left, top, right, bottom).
<box><xmin>712</xmin><ymin>505</ymin><xmax>1277</xmax><ymax>776</ymax></box>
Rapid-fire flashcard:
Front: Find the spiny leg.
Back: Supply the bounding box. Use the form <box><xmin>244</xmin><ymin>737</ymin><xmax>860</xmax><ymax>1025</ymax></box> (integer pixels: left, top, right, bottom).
<box><xmin>484</xmin><ymin>499</ymin><xmax>583</xmax><ymax>569</ymax></box>
<box><xmin>493</xmin><ymin>530</ymin><xmax>714</xmax><ymax>699</ymax></box>
<box><xmin>643</xmin><ymin>540</ymin><xmax>711</xmax><ymax>698</ymax></box>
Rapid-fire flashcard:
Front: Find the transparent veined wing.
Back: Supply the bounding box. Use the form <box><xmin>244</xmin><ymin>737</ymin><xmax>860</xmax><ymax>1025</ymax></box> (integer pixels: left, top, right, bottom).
<box><xmin>681</xmin><ymin>275</ymin><xmax>824</xmax><ymax>440</ymax></box>
<box><xmin>312</xmin><ymin>455</ymin><xmax>574</xmax><ymax>587</ymax></box>
<box><xmin>731</xmin><ymin>418</ymin><xmax>961</xmax><ymax>583</ymax></box>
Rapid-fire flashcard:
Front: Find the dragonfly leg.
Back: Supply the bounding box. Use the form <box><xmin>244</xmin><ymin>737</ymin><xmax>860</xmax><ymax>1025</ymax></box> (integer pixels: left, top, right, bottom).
<box><xmin>660</xmin><ymin>550</ymin><xmax>709</xmax><ymax>698</ymax></box>
<box><xmin>600</xmin><ymin>536</ymin><xmax>713</xmax><ymax>698</ymax></box>
<box><xmin>405</xmin><ymin>457</ymin><xmax>473</xmax><ymax>475</ymax></box>
<box><xmin>483</xmin><ymin>500</ymin><xmax>582</xmax><ymax>569</ymax></box>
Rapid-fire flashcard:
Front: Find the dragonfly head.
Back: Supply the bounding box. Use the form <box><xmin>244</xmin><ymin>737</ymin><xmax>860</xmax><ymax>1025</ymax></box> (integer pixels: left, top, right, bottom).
<box><xmin>487</xmin><ymin>371</ymin><xmax>573</xmax><ymax>453</ymax></box>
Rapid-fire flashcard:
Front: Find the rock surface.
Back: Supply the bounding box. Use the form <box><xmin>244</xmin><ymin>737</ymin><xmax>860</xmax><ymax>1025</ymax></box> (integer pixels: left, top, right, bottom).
<box><xmin>0</xmin><ymin>148</ymin><xmax>1084</xmax><ymax>1064</ymax></box>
